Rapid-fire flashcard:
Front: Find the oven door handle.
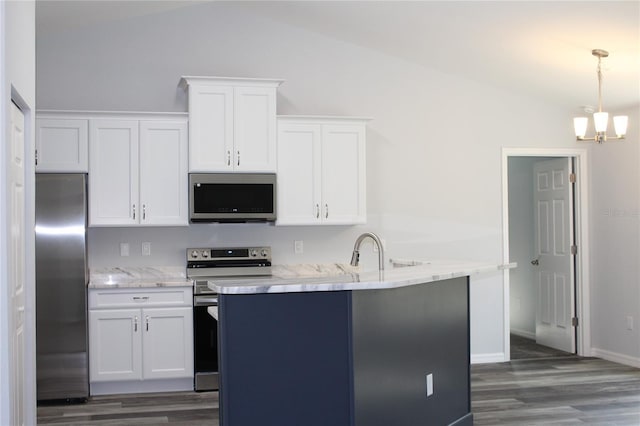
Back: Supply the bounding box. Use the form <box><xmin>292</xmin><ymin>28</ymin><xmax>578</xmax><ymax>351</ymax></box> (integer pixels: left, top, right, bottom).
<box><xmin>194</xmin><ymin>297</ymin><xmax>218</xmax><ymax>306</ymax></box>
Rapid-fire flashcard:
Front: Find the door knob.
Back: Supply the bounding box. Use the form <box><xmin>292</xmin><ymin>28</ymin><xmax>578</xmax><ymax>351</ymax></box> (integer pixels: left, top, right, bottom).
<box><xmin>531</xmin><ymin>258</ymin><xmax>539</xmax><ymax>266</ymax></box>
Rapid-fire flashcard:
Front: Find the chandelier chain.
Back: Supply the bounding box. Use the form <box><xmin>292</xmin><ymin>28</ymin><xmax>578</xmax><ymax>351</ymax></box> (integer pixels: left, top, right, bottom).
<box><xmin>597</xmin><ymin>55</ymin><xmax>603</xmax><ymax>113</ymax></box>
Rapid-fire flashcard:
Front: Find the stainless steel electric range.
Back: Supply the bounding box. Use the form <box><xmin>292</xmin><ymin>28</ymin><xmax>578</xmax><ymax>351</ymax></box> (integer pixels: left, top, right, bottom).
<box><xmin>187</xmin><ymin>246</ymin><xmax>272</xmax><ymax>391</ymax></box>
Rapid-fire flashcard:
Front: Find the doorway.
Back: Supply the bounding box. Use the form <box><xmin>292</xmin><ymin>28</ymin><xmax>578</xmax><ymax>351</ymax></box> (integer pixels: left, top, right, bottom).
<box><xmin>502</xmin><ymin>148</ymin><xmax>591</xmax><ymax>361</ymax></box>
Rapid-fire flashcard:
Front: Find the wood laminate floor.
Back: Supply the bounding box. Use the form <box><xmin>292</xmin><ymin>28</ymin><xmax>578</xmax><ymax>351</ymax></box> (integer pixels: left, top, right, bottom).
<box><xmin>511</xmin><ymin>333</ymin><xmax>574</xmax><ymax>360</ymax></box>
<box><xmin>38</xmin><ymin>357</ymin><xmax>640</xmax><ymax>425</ymax></box>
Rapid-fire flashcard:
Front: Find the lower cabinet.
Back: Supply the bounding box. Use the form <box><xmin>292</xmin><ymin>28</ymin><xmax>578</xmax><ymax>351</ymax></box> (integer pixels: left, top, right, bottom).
<box><xmin>88</xmin><ymin>287</ymin><xmax>194</xmax><ymax>395</ymax></box>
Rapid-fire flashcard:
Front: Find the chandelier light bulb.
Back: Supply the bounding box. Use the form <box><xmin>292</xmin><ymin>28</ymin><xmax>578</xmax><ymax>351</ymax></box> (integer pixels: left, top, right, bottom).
<box><xmin>593</xmin><ymin>112</ymin><xmax>609</xmax><ymax>133</ymax></box>
<box><xmin>573</xmin><ymin>117</ymin><xmax>588</xmax><ymax>138</ymax></box>
<box><xmin>613</xmin><ymin>115</ymin><xmax>628</xmax><ymax>137</ymax></box>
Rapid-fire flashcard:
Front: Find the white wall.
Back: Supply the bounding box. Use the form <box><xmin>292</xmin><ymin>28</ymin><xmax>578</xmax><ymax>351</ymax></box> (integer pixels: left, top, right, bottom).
<box><xmin>1</xmin><ymin>0</ymin><xmax>36</xmax><ymax>424</ymax></box>
<box><xmin>35</xmin><ymin>2</ymin><xmax>610</xmax><ymax>362</ymax></box>
<box><xmin>589</xmin><ymin>104</ymin><xmax>640</xmax><ymax>366</ymax></box>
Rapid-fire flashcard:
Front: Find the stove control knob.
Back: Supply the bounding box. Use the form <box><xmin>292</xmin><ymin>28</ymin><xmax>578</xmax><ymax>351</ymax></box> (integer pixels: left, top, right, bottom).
<box><xmin>201</xmin><ymin>251</ymin><xmax>209</xmax><ymax>258</ymax></box>
<box><xmin>190</xmin><ymin>250</ymin><xmax>199</xmax><ymax>259</ymax></box>
<box><xmin>250</xmin><ymin>249</ymin><xmax>258</xmax><ymax>257</ymax></box>
<box><xmin>261</xmin><ymin>249</ymin><xmax>268</xmax><ymax>257</ymax></box>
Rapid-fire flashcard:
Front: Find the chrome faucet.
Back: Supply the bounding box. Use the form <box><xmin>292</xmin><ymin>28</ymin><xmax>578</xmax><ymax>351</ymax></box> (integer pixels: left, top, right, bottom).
<box><xmin>350</xmin><ymin>232</ymin><xmax>385</xmax><ymax>271</ymax></box>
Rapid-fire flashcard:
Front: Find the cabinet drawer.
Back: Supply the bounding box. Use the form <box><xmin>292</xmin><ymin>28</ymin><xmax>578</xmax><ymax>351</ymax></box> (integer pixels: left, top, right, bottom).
<box><xmin>89</xmin><ymin>287</ymin><xmax>192</xmax><ymax>309</ymax></box>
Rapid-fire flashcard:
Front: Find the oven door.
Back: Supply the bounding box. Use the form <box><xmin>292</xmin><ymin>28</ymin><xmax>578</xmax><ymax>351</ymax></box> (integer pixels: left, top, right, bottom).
<box><xmin>194</xmin><ymin>295</ymin><xmax>219</xmax><ymax>391</ymax></box>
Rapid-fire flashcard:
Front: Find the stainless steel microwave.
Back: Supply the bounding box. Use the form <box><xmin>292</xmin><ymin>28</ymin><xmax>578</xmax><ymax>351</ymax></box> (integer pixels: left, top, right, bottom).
<box><xmin>189</xmin><ymin>173</ymin><xmax>277</xmax><ymax>223</ymax></box>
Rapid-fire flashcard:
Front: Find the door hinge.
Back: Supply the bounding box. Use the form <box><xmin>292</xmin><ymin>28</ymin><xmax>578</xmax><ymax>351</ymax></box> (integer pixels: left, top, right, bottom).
<box><xmin>571</xmin><ymin>245</ymin><xmax>577</xmax><ymax>255</ymax></box>
<box><xmin>572</xmin><ymin>317</ymin><xmax>579</xmax><ymax>327</ymax></box>
<box><xmin>569</xmin><ymin>173</ymin><xmax>576</xmax><ymax>183</ymax></box>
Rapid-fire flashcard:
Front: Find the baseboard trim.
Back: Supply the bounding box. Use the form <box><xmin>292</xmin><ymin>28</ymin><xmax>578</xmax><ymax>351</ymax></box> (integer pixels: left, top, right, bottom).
<box><xmin>510</xmin><ymin>328</ymin><xmax>536</xmax><ymax>340</ymax></box>
<box><xmin>90</xmin><ymin>377</ymin><xmax>193</xmax><ymax>396</ymax></box>
<box><xmin>591</xmin><ymin>347</ymin><xmax>640</xmax><ymax>368</ymax></box>
<box><xmin>471</xmin><ymin>352</ymin><xmax>506</xmax><ymax>364</ymax></box>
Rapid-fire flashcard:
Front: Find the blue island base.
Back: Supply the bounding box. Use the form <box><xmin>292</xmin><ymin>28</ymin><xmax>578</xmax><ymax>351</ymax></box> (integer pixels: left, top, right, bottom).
<box><xmin>217</xmin><ymin>276</ymin><xmax>472</xmax><ymax>426</ymax></box>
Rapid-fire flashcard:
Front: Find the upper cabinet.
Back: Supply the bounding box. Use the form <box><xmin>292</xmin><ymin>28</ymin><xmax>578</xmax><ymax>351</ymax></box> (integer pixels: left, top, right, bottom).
<box><xmin>88</xmin><ymin>115</ymin><xmax>188</xmax><ymax>227</ymax></box>
<box><xmin>180</xmin><ymin>76</ymin><xmax>283</xmax><ymax>173</ymax></box>
<box><xmin>89</xmin><ymin>119</ymin><xmax>139</xmax><ymax>226</ymax></box>
<box><xmin>277</xmin><ymin>116</ymin><xmax>368</xmax><ymax>226</ymax></box>
<box><xmin>36</xmin><ymin>116</ymin><xmax>89</xmax><ymax>172</ymax></box>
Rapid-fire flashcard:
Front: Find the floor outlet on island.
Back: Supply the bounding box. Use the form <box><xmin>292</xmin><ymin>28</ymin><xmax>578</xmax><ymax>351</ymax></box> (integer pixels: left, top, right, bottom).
<box><xmin>426</xmin><ymin>373</ymin><xmax>433</xmax><ymax>397</ymax></box>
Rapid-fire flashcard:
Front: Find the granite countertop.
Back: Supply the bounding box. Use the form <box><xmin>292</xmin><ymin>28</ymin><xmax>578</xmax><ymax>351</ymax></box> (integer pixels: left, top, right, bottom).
<box><xmin>88</xmin><ymin>266</ymin><xmax>192</xmax><ymax>289</ymax></box>
<box><xmin>209</xmin><ymin>260</ymin><xmax>516</xmax><ymax>295</ymax></box>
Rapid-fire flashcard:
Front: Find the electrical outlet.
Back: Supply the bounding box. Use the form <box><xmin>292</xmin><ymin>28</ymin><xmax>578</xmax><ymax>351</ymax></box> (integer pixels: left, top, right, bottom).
<box><xmin>627</xmin><ymin>316</ymin><xmax>634</xmax><ymax>331</ymax></box>
<box><xmin>142</xmin><ymin>242</ymin><xmax>151</xmax><ymax>256</ymax></box>
<box><xmin>294</xmin><ymin>240</ymin><xmax>303</xmax><ymax>254</ymax></box>
<box><xmin>426</xmin><ymin>373</ymin><xmax>433</xmax><ymax>397</ymax></box>
<box><xmin>120</xmin><ymin>243</ymin><xmax>129</xmax><ymax>257</ymax></box>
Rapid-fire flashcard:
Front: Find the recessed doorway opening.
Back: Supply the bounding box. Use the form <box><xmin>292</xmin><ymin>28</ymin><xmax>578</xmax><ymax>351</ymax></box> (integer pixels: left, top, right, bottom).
<box><xmin>502</xmin><ymin>148</ymin><xmax>591</xmax><ymax>361</ymax></box>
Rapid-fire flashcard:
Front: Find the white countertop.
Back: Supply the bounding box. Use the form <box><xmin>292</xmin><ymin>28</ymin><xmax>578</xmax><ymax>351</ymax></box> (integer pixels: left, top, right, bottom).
<box><xmin>209</xmin><ymin>260</ymin><xmax>516</xmax><ymax>295</ymax></box>
<box><xmin>88</xmin><ymin>266</ymin><xmax>192</xmax><ymax>289</ymax></box>
<box><xmin>207</xmin><ymin>306</ymin><xmax>218</xmax><ymax>320</ymax></box>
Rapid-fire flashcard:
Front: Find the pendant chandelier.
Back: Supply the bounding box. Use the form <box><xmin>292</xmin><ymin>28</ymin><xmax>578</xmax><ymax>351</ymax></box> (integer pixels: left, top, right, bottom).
<box><xmin>573</xmin><ymin>49</ymin><xmax>628</xmax><ymax>144</ymax></box>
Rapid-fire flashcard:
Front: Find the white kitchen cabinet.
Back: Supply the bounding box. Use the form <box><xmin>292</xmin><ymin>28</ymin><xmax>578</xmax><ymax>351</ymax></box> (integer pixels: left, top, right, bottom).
<box><xmin>90</xmin><ymin>307</ymin><xmax>193</xmax><ymax>382</ymax></box>
<box><xmin>89</xmin><ymin>116</ymin><xmax>188</xmax><ymax>227</ymax></box>
<box><xmin>88</xmin><ymin>287</ymin><xmax>193</xmax><ymax>395</ymax></box>
<box><xmin>181</xmin><ymin>76</ymin><xmax>283</xmax><ymax>172</ymax></box>
<box><xmin>35</xmin><ymin>117</ymin><xmax>88</xmax><ymax>172</ymax></box>
<box><xmin>139</xmin><ymin>120</ymin><xmax>189</xmax><ymax>226</ymax></box>
<box><xmin>142</xmin><ymin>307</ymin><xmax>193</xmax><ymax>379</ymax></box>
<box><xmin>89</xmin><ymin>308</ymin><xmax>142</xmax><ymax>382</ymax></box>
<box><xmin>277</xmin><ymin>116</ymin><xmax>368</xmax><ymax>225</ymax></box>
<box><xmin>89</xmin><ymin>119</ymin><xmax>139</xmax><ymax>226</ymax></box>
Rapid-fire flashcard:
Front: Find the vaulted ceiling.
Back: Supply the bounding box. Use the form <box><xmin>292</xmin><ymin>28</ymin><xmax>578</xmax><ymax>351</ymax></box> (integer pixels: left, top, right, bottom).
<box><xmin>36</xmin><ymin>1</ymin><xmax>640</xmax><ymax>112</ymax></box>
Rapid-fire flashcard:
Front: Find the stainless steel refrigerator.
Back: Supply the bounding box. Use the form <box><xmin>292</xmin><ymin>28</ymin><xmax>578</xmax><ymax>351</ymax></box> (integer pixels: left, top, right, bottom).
<box><xmin>35</xmin><ymin>173</ymin><xmax>89</xmax><ymax>401</ymax></box>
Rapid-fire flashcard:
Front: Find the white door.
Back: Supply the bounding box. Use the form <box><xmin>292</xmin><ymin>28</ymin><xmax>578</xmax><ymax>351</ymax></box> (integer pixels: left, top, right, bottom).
<box><xmin>321</xmin><ymin>124</ymin><xmax>367</xmax><ymax>224</ymax></box>
<box><xmin>234</xmin><ymin>86</ymin><xmax>277</xmax><ymax>172</ymax></box>
<box><xmin>9</xmin><ymin>102</ymin><xmax>26</xmax><ymax>426</ymax></box>
<box><xmin>276</xmin><ymin>122</ymin><xmax>322</xmax><ymax>225</ymax></box>
<box><xmin>142</xmin><ymin>307</ymin><xmax>193</xmax><ymax>379</ymax></box>
<box><xmin>139</xmin><ymin>120</ymin><xmax>188</xmax><ymax>226</ymax></box>
<box><xmin>89</xmin><ymin>309</ymin><xmax>142</xmax><ymax>382</ymax></box>
<box><xmin>188</xmin><ymin>85</ymin><xmax>234</xmax><ymax>172</ymax></box>
<box><xmin>533</xmin><ymin>158</ymin><xmax>575</xmax><ymax>353</ymax></box>
<box><xmin>89</xmin><ymin>120</ymin><xmax>139</xmax><ymax>226</ymax></box>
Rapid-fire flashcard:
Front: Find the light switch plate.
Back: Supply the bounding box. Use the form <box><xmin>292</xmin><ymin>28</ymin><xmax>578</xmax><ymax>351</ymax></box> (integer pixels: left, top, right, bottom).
<box><xmin>120</xmin><ymin>243</ymin><xmax>129</xmax><ymax>257</ymax></box>
<box><xmin>294</xmin><ymin>240</ymin><xmax>303</xmax><ymax>254</ymax></box>
<box><xmin>142</xmin><ymin>242</ymin><xmax>151</xmax><ymax>256</ymax></box>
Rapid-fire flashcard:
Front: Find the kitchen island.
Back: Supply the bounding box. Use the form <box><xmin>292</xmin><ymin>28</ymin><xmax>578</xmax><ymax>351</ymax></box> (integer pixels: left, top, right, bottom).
<box><xmin>210</xmin><ymin>261</ymin><xmax>512</xmax><ymax>426</ymax></box>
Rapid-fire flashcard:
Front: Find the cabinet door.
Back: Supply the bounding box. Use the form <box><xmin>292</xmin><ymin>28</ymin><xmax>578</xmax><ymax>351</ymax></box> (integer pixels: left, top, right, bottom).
<box><xmin>321</xmin><ymin>124</ymin><xmax>367</xmax><ymax>224</ymax></box>
<box><xmin>142</xmin><ymin>307</ymin><xmax>193</xmax><ymax>380</ymax></box>
<box><xmin>89</xmin><ymin>120</ymin><xmax>139</xmax><ymax>226</ymax></box>
<box><xmin>36</xmin><ymin>118</ymin><xmax>88</xmax><ymax>172</ymax></box>
<box><xmin>276</xmin><ymin>122</ymin><xmax>322</xmax><ymax>225</ymax></box>
<box><xmin>89</xmin><ymin>309</ymin><xmax>142</xmax><ymax>382</ymax></box>
<box><xmin>139</xmin><ymin>120</ymin><xmax>188</xmax><ymax>226</ymax></box>
<box><xmin>188</xmin><ymin>85</ymin><xmax>234</xmax><ymax>172</ymax></box>
<box><xmin>234</xmin><ymin>86</ymin><xmax>277</xmax><ymax>172</ymax></box>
